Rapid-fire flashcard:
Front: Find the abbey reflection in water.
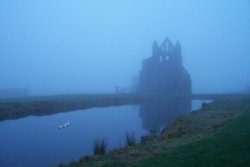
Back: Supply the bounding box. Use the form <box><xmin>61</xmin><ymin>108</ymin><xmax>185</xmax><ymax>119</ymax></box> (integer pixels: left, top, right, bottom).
<box><xmin>138</xmin><ymin>38</ymin><xmax>192</xmax><ymax>132</ymax></box>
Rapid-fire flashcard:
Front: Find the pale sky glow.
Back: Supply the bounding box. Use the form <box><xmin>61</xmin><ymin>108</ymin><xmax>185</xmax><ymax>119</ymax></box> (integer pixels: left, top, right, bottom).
<box><xmin>0</xmin><ymin>0</ymin><xmax>250</xmax><ymax>95</ymax></box>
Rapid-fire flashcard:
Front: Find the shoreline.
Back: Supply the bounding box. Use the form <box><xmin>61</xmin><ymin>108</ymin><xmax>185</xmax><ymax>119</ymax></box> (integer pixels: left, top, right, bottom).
<box><xmin>62</xmin><ymin>98</ymin><xmax>250</xmax><ymax>167</ymax></box>
<box><xmin>1</xmin><ymin>93</ymin><xmax>249</xmax><ymax>122</ymax></box>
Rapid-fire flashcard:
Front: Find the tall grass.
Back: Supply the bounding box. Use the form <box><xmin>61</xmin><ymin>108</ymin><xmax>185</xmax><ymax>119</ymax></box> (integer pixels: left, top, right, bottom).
<box><xmin>93</xmin><ymin>138</ymin><xmax>107</xmax><ymax>155</ymax></box>
<box><xmin>126</xmin><ymin>131</ymin><xmax>136</xmax><ymax>146</ymax></box>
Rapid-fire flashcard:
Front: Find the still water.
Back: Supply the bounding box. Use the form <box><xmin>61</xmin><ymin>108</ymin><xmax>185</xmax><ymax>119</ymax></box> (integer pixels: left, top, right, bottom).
<box><xmin>0</xmin><ymin>100</ymin><xmax>209</xmax><ymax>167</ymax></box>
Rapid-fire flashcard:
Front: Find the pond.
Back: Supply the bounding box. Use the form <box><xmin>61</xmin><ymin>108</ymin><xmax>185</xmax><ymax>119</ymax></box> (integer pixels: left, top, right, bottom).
<box><xmin>0</xmin><ymin>100</ymin><xmax>210</xmax><ymax>167</ymax></box>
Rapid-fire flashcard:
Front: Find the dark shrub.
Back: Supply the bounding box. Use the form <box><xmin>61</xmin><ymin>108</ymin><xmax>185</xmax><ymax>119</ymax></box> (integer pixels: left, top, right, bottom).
<box><xmin>126</xmin><ymin>132</ymin><xmax>136</xmax><ymax>146</ymax></box>
<box><xmin>93</xmin><ymin>138</ymin><xmax>107</xmax><ymax>155</ymax></box>
<box><xmin>202</xmin><ymin>102</ymin><xmax>208</xmax><ymax>108</ymax></box>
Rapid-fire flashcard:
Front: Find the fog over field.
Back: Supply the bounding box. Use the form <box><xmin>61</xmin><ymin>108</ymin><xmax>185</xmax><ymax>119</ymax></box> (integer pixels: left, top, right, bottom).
<box><xmin>1</xmin><ymin>0</ymin><xmax>250</xmax><ymax>96</ymax></box>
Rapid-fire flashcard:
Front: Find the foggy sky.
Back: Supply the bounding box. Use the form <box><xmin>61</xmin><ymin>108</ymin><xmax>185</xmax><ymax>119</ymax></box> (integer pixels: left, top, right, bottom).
<box><xmin>1</xmin><ymin>0</ymin><xmax>250</xmax><ymax>95</ymax></box>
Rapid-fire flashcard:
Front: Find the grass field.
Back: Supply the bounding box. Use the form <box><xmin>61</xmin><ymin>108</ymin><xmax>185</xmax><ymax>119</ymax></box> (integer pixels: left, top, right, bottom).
<box><xmin>0</xmin><ymin>93</ymin><xmax>147</xmax><ymax>121</ymax></box>
<box><xmin>62</xmin><ymin>98</ymin><xmax>250</xmax><ymax>167</ymax></box>
<box><xmin>132</xmin><ymin>100</ymin><xmax>250</xmax><ymax>167</ymax></box>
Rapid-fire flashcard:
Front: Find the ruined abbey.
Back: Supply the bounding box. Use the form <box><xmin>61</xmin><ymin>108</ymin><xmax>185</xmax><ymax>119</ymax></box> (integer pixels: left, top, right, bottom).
<box><xmin>138</xmin><ymin>38</ymin><xmax>192</xmax><ymax>132</ymax></box>
<box><xmin>138</xmin><ymin>38</ymin><xmax>191</xmax><ymax>95</ymax></box>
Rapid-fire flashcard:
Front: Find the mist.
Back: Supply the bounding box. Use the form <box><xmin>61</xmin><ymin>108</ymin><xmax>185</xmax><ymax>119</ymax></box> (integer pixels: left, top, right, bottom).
<box><xmin>1</xmin><ymin>0</ymin><xmax>250</xmax><ymax>96</ymax></box>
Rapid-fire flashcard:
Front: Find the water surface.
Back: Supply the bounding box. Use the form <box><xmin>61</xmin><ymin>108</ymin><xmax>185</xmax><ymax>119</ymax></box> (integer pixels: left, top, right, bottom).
<box><xmin>0</xmin><ymin>100</ymin><xmax>209</xmax><ymax>167</ymax></box>
<box><xmin>0</xmin><ymin>105</ymin><xmax>146</xmax><ymax>167</ymax></box>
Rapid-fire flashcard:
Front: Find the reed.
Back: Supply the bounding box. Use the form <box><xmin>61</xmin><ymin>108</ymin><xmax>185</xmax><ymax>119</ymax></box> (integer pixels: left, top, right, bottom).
<box><xmin>126</xmin><ymin>132</ymin><xmax>136</xmax><ymax>146</ymax></box>
<box><xmin>93</xmin><ymin>138</ymin><xmax>107</xmax><ymax>155</ymax></box>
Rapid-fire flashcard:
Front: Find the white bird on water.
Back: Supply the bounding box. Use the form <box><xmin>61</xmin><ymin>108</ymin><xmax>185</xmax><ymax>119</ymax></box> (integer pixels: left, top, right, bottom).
<box><xmin>58</xmin><ymin>121</ymin><xmax>70</xmax><ymax>129</ymax></box>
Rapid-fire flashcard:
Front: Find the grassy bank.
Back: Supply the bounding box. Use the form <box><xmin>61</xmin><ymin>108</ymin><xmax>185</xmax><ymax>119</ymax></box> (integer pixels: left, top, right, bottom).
<box><xmin>1</xmin><ymin>93</ymin><xmax>249</xmax><ymax>122</ymax></box>
<box><xmin>0</xmin><ymin>93</ymin><xmax>147</xmax><ymax>122</ymax></box>
<box><xmin>62</xmin><ymin>98</ymin><xmax>250</xmax><ymax>167</ymax></box>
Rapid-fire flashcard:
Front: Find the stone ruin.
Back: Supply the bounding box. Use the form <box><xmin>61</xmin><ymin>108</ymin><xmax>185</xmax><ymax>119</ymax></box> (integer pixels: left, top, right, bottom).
<box><xmin>138</xmin><ymin>38</ymin><xmax>192</xmax><ymax>132</ymax></box>
<box><xmin>138</xmin><ymin>38</ymin><xmax>191</xmax><ymax>95</ymax></box>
